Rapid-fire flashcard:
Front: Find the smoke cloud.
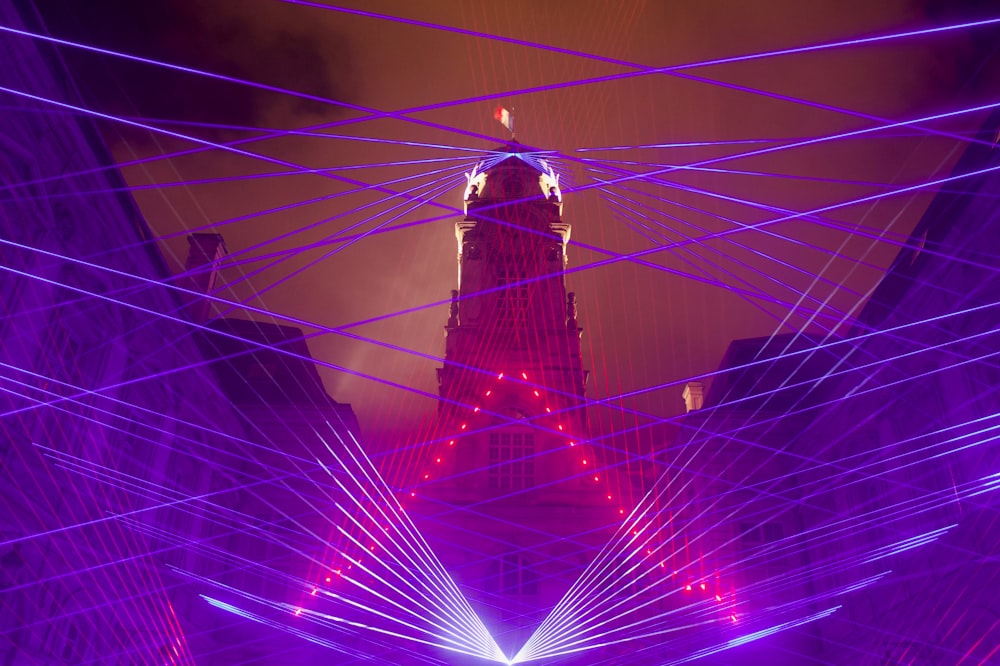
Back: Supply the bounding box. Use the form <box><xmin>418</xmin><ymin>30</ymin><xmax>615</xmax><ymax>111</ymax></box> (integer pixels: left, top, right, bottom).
<box><xmin>31</xmin><ymin>0</ymin><xmax>358</xmax><ymax>132</ymax></box>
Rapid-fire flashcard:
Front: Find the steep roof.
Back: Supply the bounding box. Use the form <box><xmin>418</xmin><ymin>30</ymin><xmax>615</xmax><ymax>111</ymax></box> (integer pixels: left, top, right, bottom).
<box><xmin>196</xmin><ymin>318</ymin><xmax>336</xmax><ymax>407</ymax></box>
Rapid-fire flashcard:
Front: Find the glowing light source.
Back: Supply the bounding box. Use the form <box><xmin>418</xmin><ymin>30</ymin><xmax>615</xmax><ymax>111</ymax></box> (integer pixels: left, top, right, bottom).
<box><xmin>463</xmin><ymin>165</ymin><xmax>487</xmax><ymax>206</ymax></box>
<box><xmin>538</xmin><ymin>159</ymin><xmax>562</xmax><ymax>202</ymax></box>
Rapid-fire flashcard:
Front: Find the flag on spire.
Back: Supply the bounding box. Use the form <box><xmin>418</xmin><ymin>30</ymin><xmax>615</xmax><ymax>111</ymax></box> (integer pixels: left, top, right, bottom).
<box><xmin>494</xmin><ymin>106</ymin><xmax>514</xmax><ymax>135</ymax></box>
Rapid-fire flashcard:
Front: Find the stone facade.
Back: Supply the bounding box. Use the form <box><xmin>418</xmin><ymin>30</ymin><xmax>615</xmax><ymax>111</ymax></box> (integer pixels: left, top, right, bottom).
<box><xmin>675</xmin><ymin>109</ymin><xmax>1000</xmax><ymax>664</ymax></box>
<box><xmin>412</xmin><ymin>146</ymin><xmax>621</xmax><ymax>654</ymax></box>
<box><xmin>0</xmin><ymin>4</ymin><xmax>361</xmax><ymax>663</ymax></box>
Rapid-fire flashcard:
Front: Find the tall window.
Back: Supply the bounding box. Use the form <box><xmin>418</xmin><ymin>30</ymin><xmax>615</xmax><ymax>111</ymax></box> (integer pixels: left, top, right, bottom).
<box><xmin>496</xmin><ymin>264</ymin><xmax>528</xmax><ymax>327</ymax></box>
<box><xmin>488</xmin><ymin>432</ymin><xmax>534</xmax><ymax>489</ymax></box>
<box><xmin>739</xmin><ymin>522</ymin><xmax>784</xmax><ymax>551</ymax></box>
<box><xmin>36</xmin><ymin>311</ymin><xmax>80</xmax><ymax>395</ymax></box>
<box><xmin>739</xmin><ymin>521</ymin><xmax>785</xmax><ymax>577</ymax></box>
<box><xmin>487</xmin><ymin>554</ymin><xmax>539</xmax><ymax>596</ymax></box>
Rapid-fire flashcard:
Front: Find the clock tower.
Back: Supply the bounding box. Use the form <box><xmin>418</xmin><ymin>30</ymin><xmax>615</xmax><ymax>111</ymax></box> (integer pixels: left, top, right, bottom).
<box><xmin>414</xmin><ymin>144</ymin><xmax>616</xmax><ymax>649</ymax></box>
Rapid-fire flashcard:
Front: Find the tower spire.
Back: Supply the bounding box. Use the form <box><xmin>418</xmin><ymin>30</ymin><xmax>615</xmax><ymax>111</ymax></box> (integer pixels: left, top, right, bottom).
<box><xmin>412</xmin><ymin>145</ymin><xmax>617</xmax><ymax>651</ymax></box>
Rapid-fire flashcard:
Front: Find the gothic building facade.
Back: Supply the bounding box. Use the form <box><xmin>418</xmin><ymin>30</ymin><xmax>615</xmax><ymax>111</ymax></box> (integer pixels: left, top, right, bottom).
<box><xmin>0</xmin><ymin>3</ymin><xmax>361</xmax><ymax>663</ymax></box>
<box><xmin>676</xmin><ymin>109</ymin><xmax>1000</xmax><ymax>664</ymax></box>
<box><xmin>411</xmin><ymin>146</ymin><xmax>621</xmax><ymax>654</ymax></box>
<box><xmin>3</xmin><ymin>0</ymin><xmax>1000</xmax><ymax>661</ymax></box>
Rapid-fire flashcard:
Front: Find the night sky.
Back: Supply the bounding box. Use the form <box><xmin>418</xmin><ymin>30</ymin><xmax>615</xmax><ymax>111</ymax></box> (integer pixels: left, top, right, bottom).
<box><xmin>31</xmin><ymin>0</ymin><xmax>1000</xmax><ymax>451</ymax></box>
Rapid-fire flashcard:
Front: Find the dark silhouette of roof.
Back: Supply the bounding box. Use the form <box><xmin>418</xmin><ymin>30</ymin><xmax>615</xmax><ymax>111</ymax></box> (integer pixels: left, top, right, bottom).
<box><xmin>704</xmin><ymin>333</ymin><xmax>842</xmax><ymax>413</ymax></box>
<box><xmin>196</xmin><ymin>318</ymin><xmax>336</xmax><ymax>407</ymax></box>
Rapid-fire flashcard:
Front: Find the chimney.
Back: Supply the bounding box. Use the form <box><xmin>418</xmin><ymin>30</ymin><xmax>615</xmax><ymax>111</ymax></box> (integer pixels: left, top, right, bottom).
<box><xmin>682</xmin><ymin>381</ymin><xmax>705</xmax><ymax>413</ymax></box>
<box><xmin>182</xmin><ymin>233</ymin><xmax>227</xmax><ymax>324</ymax></box>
